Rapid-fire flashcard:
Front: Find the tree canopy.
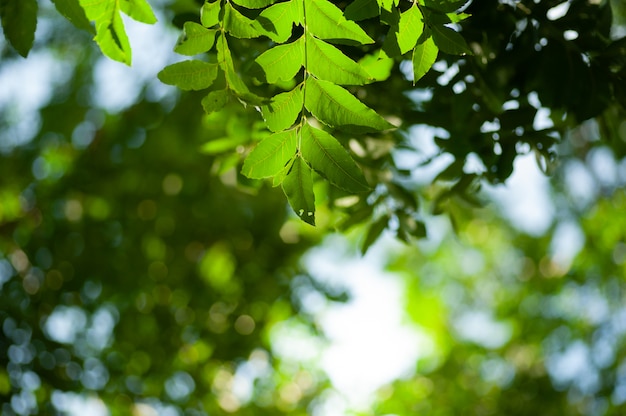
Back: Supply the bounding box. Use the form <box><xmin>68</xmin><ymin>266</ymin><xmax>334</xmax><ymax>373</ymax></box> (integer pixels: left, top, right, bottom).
<box><xmin>1</xmin><ymin>0</ymin><xmax>626</xmax><ymax>415</ymax></box>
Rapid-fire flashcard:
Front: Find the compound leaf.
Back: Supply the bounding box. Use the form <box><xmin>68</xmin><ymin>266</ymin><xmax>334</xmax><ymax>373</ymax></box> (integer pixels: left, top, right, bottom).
<box><xmin>256</xmin><ymin>0</ymin><xmax>302</xmax><ymax>43</ymax></box>
<box><xmin>307</xmin><ymin>35</ymin><xmax>372</xmax><ymax>85</ymax></box>
<box><xmin>305</xmin><ymin>0</ymin><xmax>374</xmax><ymax>45</ymax></box>
<box><xmin>255</xmin><ymin>37</ymin><xmax>304</xmax><ymax>83</ymax></box>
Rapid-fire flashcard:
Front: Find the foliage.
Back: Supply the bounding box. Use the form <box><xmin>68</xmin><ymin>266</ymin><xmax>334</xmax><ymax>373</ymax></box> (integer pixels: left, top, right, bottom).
<box><xmin>1</xmin><ymin>0</ymin><xmax>626</xmax><ymax>415</ymax></box>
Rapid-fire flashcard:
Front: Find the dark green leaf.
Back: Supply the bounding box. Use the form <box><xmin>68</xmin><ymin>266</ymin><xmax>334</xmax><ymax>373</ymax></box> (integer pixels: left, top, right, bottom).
<box><xmin>345</xmin><ymin>0</ymin><xmax>380</xmax><ymax>21</ymax></box>
<box><xmin>51</xmin><ymin>0</ymin><xmax>95</xmax><ymax>34</ymax></box>
<box><xmin>361</xmin><ymin>214</ymin><xmax>389</xmax><ymax>254</ymax></box>
<box><xmin>430</xmin><ymin>24</ymin><xmax>472</xmax><ymax>55</ymax></box>
<box><xmin>0</xmin><ymin>0</ymin><xmax>38</xmax><ymax>57</ymax></box>
<box><xmin>282</xmin><ymin>155</ymin><xmax>316</xmax><ymax>225</ymax></box>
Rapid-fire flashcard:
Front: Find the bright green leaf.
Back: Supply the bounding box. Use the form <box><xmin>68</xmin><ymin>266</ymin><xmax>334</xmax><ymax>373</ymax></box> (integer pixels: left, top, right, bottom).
<box><xmin>305</xmin><ymin>0</ymin><xmax>374</xmax><ymax>45</ymax></box>
<box><xmin>412</xmin><ymin>35</ymin><xmax>438</xmax><ymax>82</ymax></box>
<box><xmin>217</xmin><ymin>34</ymin><xmax>266</xmax><ymax>104</ymax></box>
<box><xmin>79</xmin><ymin>0</ymin><xmax>132</xmax><ymax>63</ymax></box>
<box><xmin>202</xmin><ymin>89</ymin><xmax>230</xmax><ymax>114</ymax></box>
<box><xmin>282</xmin><ymin>155</ymin><xmax>316</xmax><ymax>225</ymax></box>
<box><xmin>232</xmin><ymin>0</ymin><xmax>277</xmax><ymax>9</ymax></box>
<box><xmin>396</xmin><ymin>4</ymin><xmax>423</xmax><ymax>55</ymax></box>
<box><xmin>301</xmin><ymin>123</ymin><xmax>370</xmax><ymax>192</ymax></box>
<box><xmin>201</xmin><ymin>0</ymin><xmax>221</xmax><ymax>27</ymax></box>
<box><xmin>430</xmin><ymin>24</ymin><xmax>472</xmax><ymax>55</ymax></box>
<box><xmin>359</xmin><ymin>53</ymin><xmax>394</xmax><ymax>81</ymax></box>
<box><xmin>262</xmin><ymin>87</ymin><xmax>304</xmax><ymax>132</ymax></box>
<box><xmin>345</xmin><ymin>0</ymin><xmax>380</xmax><ymax>21</ymax></box>
<box><xmin>255</xmin><ymin>37</ymin><xmax>304</xmax><ymax>84</ymax></box>
<box><xmin>305</xmin><ymin>77</ymin><xmax>395</xmax><ymax>133</ymax></box>
<box><xmin>158</xmin><ymin>60</ymin><xmax>219</xmax><ymax>90</ymax></box>
<box><xmin>273</xmin><ymin>158</ymin><xmax>293</xmax><ymax>186</ymax></box>
<box><xmin>377</xmin><ymin>0</ymin><xmax>399</xmax><ymax>13</ymax></box>
<box><xmin>174</xmin><ymin>23</ymin><xmax>217</xmax><ymax>55</ymax></box>
<box><xmin>256</xmin><ymin>0</ymin><xmax>302</xmax><ymax>43</ymax></box>
<box><xmin>307</xmin><ymin>35</ymin><xmax>372</xmax><ymax>85</ymax></box>
<box><xmin>0</xmin><ymin>0</ymin><xmax>37</xmax><ymax>57</ymax></box>
<box><xmin>242</xmin><ymin>130</ymin><xmax>298</xmax><ymax>179</ymax></box>
<box><xmin>120</xmin><ymin>0</ymin><xmax>157</xmax><ymax>24</ymax></box>
<box><xmin>224</xmin><ymin>3</ymin><xmax>262</xmax><ymax>38</ymax></box>
<box><xmin>51</xmin><ymin>0</ymin><xmax>95</xmax><ymax>34</ymax></box>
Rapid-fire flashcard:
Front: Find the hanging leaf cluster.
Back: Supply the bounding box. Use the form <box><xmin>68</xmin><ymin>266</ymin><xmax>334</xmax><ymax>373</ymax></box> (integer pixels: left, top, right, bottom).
<box><xmin>156</xmin><ymin>0</ymin><xmax>471</xmax><ymax>225</ymax></box>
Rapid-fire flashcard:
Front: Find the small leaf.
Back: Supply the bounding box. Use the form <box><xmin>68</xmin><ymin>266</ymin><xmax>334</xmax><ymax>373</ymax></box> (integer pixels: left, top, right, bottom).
<box><xmin>200</xmin><ymin>136</ymin><xmax>248</xmax><ymax>154</ymax></box>
<box><xmin>301</xmin><ymin>123</ymin><xmax>370</xmax><ymax>192</ymax></box>
<box><xmin>255</xmin><ymin>37</ymin><xmax>304</xmax><ymax>83</ymax></box>
<box><xmin>120</xmin><ymin>0</ymin><xmax>157</xmax><ymax>24</ymax></box>
<box><xmin>345</xmin><ymin>0</ymin><xmax>380</xmax><ymax>21</ymax></box>
<box><xmin>0</xmin><ymin>0</ymin><xmax>37</xmax><ymax>57</ymax></box>
<box><xmin>361</xmin><ymin>215</ymin><xmax>389</xmax><ymax>254</ymax></box>
<box><xmin>232</xmin><ymin>0</ymin><xmax>277</xmax><ymax>9</ymax></box>
<box><xmin>412</xmin><ymin>35</ymin><xmax>438</xmax><ymax>82</ymax></box>
<box><xmin>158</xmin><ymin>60</ymin><xmax>219</xmax><ymax>90</ymax></box>
<box><xmin>305</xmin><ymin>0</ymin><xmax>374</xmax><ymax>45</ymax></box>
<box><xmin>430</xmin><ymin>25</ymin><xmax>472</xmax><ymax>55</ymax></box>
<box><xmin>224</xmin><ymin>3</ymin><xmax>262</xmax><ymax>38</ymax></box>
<box><xmin>396</xmin><ymin>4</ymin><xmax>423</xmax><ymax>55</ymax></box>
<box><xmin>282</xmin><ymin>155</ymin><xmax>316</xmax><ymax>225</ymax></box>
<box><xmin>256</xmin><ymin>0</ymin><xmax>302</xmax><ymax>43</ymax></box>
<box><xmin>305</xmin><ymin>77</ymin><xmax>395</xmax><ymax>133</ymax></box>
<box><xmin>202</xmin><ymin>89</ymin><xmax>230</xmax><ymax>114</ymax></box>
<box><xmin>79</xmin><ymin>0</ymin><xmax>132</xmax><ymax>64</ymax></box>
<box><xmin>201</xmin><ymin>0</ymin><xmax>221</xmax><ymax>28</ymax></box>
<box><xmin>217</xmin><ymin>34</ymin><xmax>267</xmax><ymax>104</ymax></box>
<box><xmin>359</xmin><ymin>53</ymin><xmax>393</xmax><ymax>81</ymax></box>
<box><xmin>51</xmin><ymin>0</ymin><xmax>95</xmax><ymax>34</ymax></box>
<box><xmin>242</xmin><ymin>130</ymin><xmax>298</xmax><ymax>179</ymax></box>
<box><xmin>174</xmin><ymin>23</ymin><xmax>217</xmax><ymax>55</ymax></box>
<box><xmin>262</xmin><ymin>86</ymin><xmax>304</xmax><ymax>132</ymax></box>
<box><xmin>307</xmin><ymin>35</ymin><xmax>372</xmax><ymax>85</ymax></box>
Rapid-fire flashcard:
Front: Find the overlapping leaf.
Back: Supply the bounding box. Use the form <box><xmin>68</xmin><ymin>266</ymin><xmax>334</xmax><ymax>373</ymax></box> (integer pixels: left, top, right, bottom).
<box><xmin>307</xmin><ymin>35</ymin><xmax>372</xmax><ymax>85</ymax></box>
<box><xmin>242</xmin><ymin>130</ymin><xmax>298</xmax><ymax>178</ymax></box>
<box><xmin>175</xmin><ymin>22</ymin><xmax>217</xmax><ymax>55</ymax></box>
<box><xmin>262</xmin><ymin>87</ymin><xmax>304</xmax><ymax>132</ymax></box>
<box><xmin>256</xmin><ymin>0</ymin><xmax>302</xmax><ymax>42</ymax></box>
<box><xmin>255</xmin><ymin>37</ymin><xmax>304</xmax><ymax>83</ymax></box>
<box><xmin>282</xmin><ymin>156</ymin><xmax>316</xmax><ymax>225</ymax></box>
<box><xmin>305</xmin><ymin>0</ymin><xmax>374</xmax><ymax>45</ymax></box>
<box><xmin>412</xmin><ymin>35</ymin><xmax>438</xmax><ymax>82</ymax></box>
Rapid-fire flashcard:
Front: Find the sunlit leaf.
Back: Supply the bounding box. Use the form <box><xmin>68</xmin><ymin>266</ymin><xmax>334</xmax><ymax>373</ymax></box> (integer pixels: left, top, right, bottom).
<box><xmin>174</xmin><ymin>23</ymin><xmax>217</xmax><ymax>55</ymax></box>
<box><xmin>201</xmin><ymin>0</ymin><xmax>221</xmax><ymax>27</ymax></box>
<box><xmin>307</xmin><ymin>35</ymin><xmax>372</xmax><ymax>85</ymax></box>
<box><xmin>304</xmin><ymin>77</ymin><xmax>395</xmax><ymax>133</ymax></box>
<box><xmin>359</xmin><ymin>53</ymin><xmax>394</xmax><ymax>81</ymax></box>
<box><xmin>300</xmin><ymin>123</ymin><xmax>370</xmax><ymax>192</ymax></box>
<box><xmin>120</xmin><ymin>0</ymin><xmax>157</xmax><ymax>24</ymax></box>
<box><xmin>232</xmin><ymin>0</ymin><xmax>277</xmax><ymax>9</ymax></box>
<box><xmin>255</xmin><ymin>37</ymin><xmax>304</xmax><ymax>83</ymax></box>
<box><xmin>158</xmin><ymin>60</ymin><xmax>219</xmax><ymax>90</ymax></box>
<box><xmin>305</xmin><ymin>0</ymin><xmax>374</xmax><ymax>45</ymax></box>
<box><xmin>242</xmin><ymin>130</ymin><xmax>298</xmax><ymax>179</ymax></box>
<box><xmin>396</xmin><ymin>4</ymin><xmax>423</xmax><ymax>55</ymax></box>
<box><xmin>412</xmin><ymin>35</ymin><xmax>438</xmax><ymax>82</ymax></box>
<box><xmin>282</xmin><ymin>155</ymin><xmax>316</xmax><ymax>225</ymax></box>
<box><xmin>224</xmin><ymin>3</ymin><xmax>262</xmax><ymax>38</ymax></box>
<box><xmin>79</xmin><ymin>0</ymin><xmax>132</xmax><ymax>64</ymax></box>
<box><xmin>262</xmin><ymin>87</ymin><xmax>304</xmax><ymax>132</ymax></box>
<box><xmin>256</xmin><ymin>0</ymin><xmax>302</xmax><ymax>43</ymax></box>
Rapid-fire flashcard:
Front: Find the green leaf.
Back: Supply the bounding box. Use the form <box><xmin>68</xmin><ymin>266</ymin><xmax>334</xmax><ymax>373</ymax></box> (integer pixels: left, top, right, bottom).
<box><xmin>200</xmin><ymin>136</ymin><xmax>248</xmax><ymax>154</ymax></box>
<box><xmin>255</xmin><ymin>37</ymin><xmax>304</xmax><ymax>84</ymax></box>
<box><xmin>51</xmin><ymin>0</ymin><xmax>95</xmax><ymax>34</ymax></box>
<box><xmin>242</xmin><ymin>130</ymin><xmax>298</xmax><ymax>179</ymax></box>
<box><xmin>430</xmin><ymin>24</ymin><xmax>471</xmax><ymax>55</ymax></box>
<box><xmin>377</xmin><ymin>0</ymin><xmax>399</xmax><ymax>13</ymax></box>
<box><xmin>282</xmin><ymin>155</ymin><xmax>316</xmax><ymax>225</ymax></box>
<box><xmin>359</xmin><ymin>53</ymin><xmax>394</xmax><ymax>81</ymax></box>
<box><xmin>396</xmin><ymin>4</ymin><xmax>423</xmax><ymax>55</ymax></box>
<box><xmin>217</xmin><ymin>34</ymin><xmax>266</xmax><ymax>104</ymax></box>
<box><xmin>305</xmin><ymin>77</ymin><xmax>395</xmax><ymax>133</ymax></box>
<box><xmin>0</xmin><ymin>0</ymin><xmax>38</xmax><ymax>57</ymax></box>
<box><xmin>224</xmin><ymin>3</ymin><xmax>262</xmax><ymax>38</ymax></box>
<box><xmin>158</xmin><ymin>60</ymin><xmax>219</xmax><ymax>90</ymax></box>
<box><xmin>300</xmin><ymin>123</ymin><xmax>370</xmax><ymax>192</ymax></box>
<box><xmin>307</xmin><ymin>35</ymin><xmax>372</xmax><ymax>85</ymax></box>
<box><xmin>201</xmin><ymin>0</ymin><xmax>221</xmax><ymax>27</ymax></box>
<box><xmin>273</xmin><ymin>159</ymin><xmax>293</xmax><ymax>186</ymax></box>
<box><xmin>345</xmin><ymin>0</ymin><xmax>380</xmax><ymax>21</ymax></box>
<box><xmin>305</xmin><ymin>0</ymin><xmax>374</xmax><ymax>45</ymax></box>
<box><xmin>174</xmin><ymin>23</ymin><xmax>217</xmax><ymax>55</ymax></box>
<box><xmin>119</xmin><ymin>0</ymin><xmax>157</xmax><ymax>24</ymax></box>
<box><xmin>361</xmin><ymin>214</ymin><xmax>389</xmax><ymax>254</ymax></box>
<box><xmin>202</xmin><ymin>89</ymin><xmax>230</xmax><ymax>114</ymax></box>
<box><xmin>79</xmin><ymin>0</ymin><xmax>132</xmax><ymax>64</ymax></box>
<box><xmin>262</xmin><ymin>86</ymin><xmax>304</xmax><ymax>132</ymax></box>
<box><xmin>412</xmin><ymin>35</ymin><xmax>438</xmax><ymax>82</ymax></box>
<box><xmin>256</xmin><ymin>0</ymin><xmax>302</xmax><ymax>43</ymax></box>
<box><xmin>423</xmin><ymin>0</ymin><xmax>468</xmax><ymax>13</ymax></box>
<box><xmin>232</xmin><ymin>0</ymin><xmax>277</xmax><ymax>9</ymax></box>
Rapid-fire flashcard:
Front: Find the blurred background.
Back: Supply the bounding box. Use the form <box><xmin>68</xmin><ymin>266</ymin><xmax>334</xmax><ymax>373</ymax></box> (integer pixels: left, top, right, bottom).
<box><xmin>2</xmin><ymin>0</ymin><xmax>626</xmax><ymax>415</ymax></box>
